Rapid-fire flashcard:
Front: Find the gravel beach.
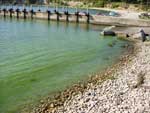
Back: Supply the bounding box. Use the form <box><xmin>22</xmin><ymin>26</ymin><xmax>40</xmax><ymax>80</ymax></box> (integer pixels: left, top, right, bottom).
<box><xmin>60</xmin><ymin>41</ymin><xmax>150</xmax><ymax>113</ymax></box>
<box><xmin>33</xmin><ymin>39</ymin><xmax>150</xmax><ymax>113</ymax></box>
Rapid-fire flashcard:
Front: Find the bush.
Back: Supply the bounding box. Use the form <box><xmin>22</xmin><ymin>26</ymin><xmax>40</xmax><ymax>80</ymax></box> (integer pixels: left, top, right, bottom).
<box><xmin>141</xmin><ymin>6</ymin><xmax>150</xmax><ymax>11</ymax></box>
<box><xmin>134</xmin><ymin>4</ymin><xmax>139</xmax><ymax>7</ymax></box>
<box><xmin>111</xmin><ymin>3</ymin><xmax>120</xmax><ymax>8</ymax></box>
<box><xmin>60</xmin><ymin>1</ymin><xmax>68</xmax><ymax>6</ymax></box>
<box><xmin>94</xmin><ymin>1</ymin><xmax>105</xmax><ymax>7</ymax></box>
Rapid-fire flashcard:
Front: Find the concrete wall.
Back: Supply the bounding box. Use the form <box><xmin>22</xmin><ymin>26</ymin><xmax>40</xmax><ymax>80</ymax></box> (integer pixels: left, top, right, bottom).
<box><xmin>0</xmin><ymin>11</ymin><xmax>150</xmax><ymax>27</ymax></box>
<box><xmin>92</xmin><ymin>15</ymin><xmax>150</xmax><ymax>27</ymax></box>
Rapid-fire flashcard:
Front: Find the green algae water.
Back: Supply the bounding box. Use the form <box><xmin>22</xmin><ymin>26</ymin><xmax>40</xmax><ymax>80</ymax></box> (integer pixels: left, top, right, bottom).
<box><xmin>0</xmin><ymin>18</ymin><xmax>128</xmax><ymax>113</ymax></box>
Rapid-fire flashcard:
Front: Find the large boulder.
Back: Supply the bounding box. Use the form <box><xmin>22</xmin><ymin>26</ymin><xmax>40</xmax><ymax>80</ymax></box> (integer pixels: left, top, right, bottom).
<box><xmin>132</xmin><ymin>29</ymin><xmax>146</xmax><ymax>42</ymax></box>
<box><xmin>101</xmin><ymin>30</ymin><xmax>116</xmax><ymax>36</ymax></box>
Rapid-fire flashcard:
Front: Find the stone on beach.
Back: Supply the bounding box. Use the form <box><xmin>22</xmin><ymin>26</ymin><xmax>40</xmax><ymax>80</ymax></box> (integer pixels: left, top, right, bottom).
<box><xmin>132</xmin><ymin>29</ymin><xmax>147</xmax><ymax>42</ymax></box>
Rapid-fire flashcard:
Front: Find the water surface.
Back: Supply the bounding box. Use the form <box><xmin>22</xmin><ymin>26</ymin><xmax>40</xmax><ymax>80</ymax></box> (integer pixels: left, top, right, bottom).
<box><xmin>0</xmin><ymin>17</ymin><xmax>128</xmax><ymax>113</ymax></box>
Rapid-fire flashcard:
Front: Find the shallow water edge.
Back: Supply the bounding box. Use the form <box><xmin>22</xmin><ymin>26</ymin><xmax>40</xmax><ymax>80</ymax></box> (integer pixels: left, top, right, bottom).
<box><xmin>27</xmin><ymin>39</ymin><xmax>136</xmax><ymax>113</ymax></box>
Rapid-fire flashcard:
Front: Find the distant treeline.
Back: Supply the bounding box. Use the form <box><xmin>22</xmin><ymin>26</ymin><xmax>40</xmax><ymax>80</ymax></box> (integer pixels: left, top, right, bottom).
<box><xmin>57</xmin><ymin>0</ymin><xmax>149</xmax><ymax>4</ymax></box>
<box><xmin>74</xmin><ymin>0</ymin><xmax>150</xmax><ymax>6</ymax></box>
<box><xmin>0</xmin><ymin>0</ymin><xmax>42</xmax><ymax>4</ymax></box>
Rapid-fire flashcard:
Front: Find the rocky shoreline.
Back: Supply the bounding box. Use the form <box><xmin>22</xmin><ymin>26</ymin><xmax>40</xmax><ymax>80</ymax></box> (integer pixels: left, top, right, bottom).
<box><xmin>26</xmin><ymin>36</ymin><xmax>147</xmax><ymax>113</ymax></box>
<box><xmin>54</xmin><ymin>41</ymin><xmax>150</xmax><ymax>113</ymax></box>
<box><xmin>60</xmin><ymin>41</ymin><xmax>150</xmax><ymax>113</ymax></box>
<box><xmin>21</xmin><ymin>26</ymin><xmax>150</xmax><ymax>113</ymax></box>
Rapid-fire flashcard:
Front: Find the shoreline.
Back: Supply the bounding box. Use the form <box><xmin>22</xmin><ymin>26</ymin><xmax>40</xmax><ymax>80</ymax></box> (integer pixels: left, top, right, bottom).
<box><xmin>48</xmin><ymin>40</ymin><xmax>150</xmax><ymax>113</ymax></box>
<box><xmin>28</xmin><ymin>37</ymin><xmax>137</xmax><ymax>113</ymax></box>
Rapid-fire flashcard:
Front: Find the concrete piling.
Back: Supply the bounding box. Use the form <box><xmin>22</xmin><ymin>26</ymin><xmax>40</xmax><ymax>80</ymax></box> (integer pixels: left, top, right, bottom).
<box><xmin>22</xmin><ymin>8</ymin><xmax>27</xmax><ymax>19</ymax></box>
<box><xmin>86</xmin><ymin>12</ymin><xmax>90</xmax><ymax>23</ymax></box>
<box><xmin>75</xmin><ymin>11</ymin><xmax>79</xmax><ymax>23</ymax></box>
<box><xmin>9</xmin><ymin>8</ymin><xmax>13</xmax><ymax>18</ymax></box>
<box><xmin>30</xmin><ymin>9</ymin><xmax>34</xmax><ymax>19</ymax></box>
<box><xmin>47</xmin><ymin>10</ymin><xmax>51</xmax><ymax>20</ymax></box>
<box><xmin>64</xmin><ymin>11</ymin><xmax>69</xmax><ymax>22</ymax></box>
<box><xmin>16</xmin><ymin>8</ymin><xmax>20</xmax><ymax>19</ymax></box>
<box><xmin>54</xmin><ymin>10</ymin><xmax>59</xmax><ymax>21</ymax></box>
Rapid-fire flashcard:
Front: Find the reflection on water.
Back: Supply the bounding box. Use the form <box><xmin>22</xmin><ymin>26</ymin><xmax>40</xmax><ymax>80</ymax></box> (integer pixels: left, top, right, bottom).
<box><xmin>0</xmin><ymin>18</ymin><xmax>128</xmax><ymax>113</ymax></box>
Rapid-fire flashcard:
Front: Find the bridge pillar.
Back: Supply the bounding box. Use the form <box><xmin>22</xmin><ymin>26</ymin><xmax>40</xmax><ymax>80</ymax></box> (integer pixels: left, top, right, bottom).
<box><xmin>75</xmin><ymin>11</ymin><xmax>79</xmax><ymax>23</ymax></box>
<box><xmin>3</xmin><ymin>8</ymin><xmax>7</xmax><ymax>18</ymax></box>
<box><xmin>9</xmin><ymin>8</ymin><xmax>13</xmax><ymax>18</ymax></box>
<box><xmin>64</xmin><ymin>11</ymin><xmax>69</xmax><ymax>22</ymax></box>
<box><xmin>16</xmin><ymin>8</ymin><xmax>20</xmax><ymax>19</ymax></box>
<box><xmin>54</xmin><ymin>10</ymin><xmax>59</xmax><ymax>21</ymax></box>
<box><xmin>47</xmin><ymin>10</ymin><xmax>51</xmax><ymax>20</ymax></box>
<box><xmin>30</xmin><ymin>9</ymin><xmax>34</xmax><ymax>19</ymax></box>
<box><xmin>23</xmin><ymin>8</ymin><xmax>27</xmax><ymax>19</ymax></box>
<box><xmin>86</xmin><ymin>12</ymin><xmax>90</xmax><ymax>23</ymax></box>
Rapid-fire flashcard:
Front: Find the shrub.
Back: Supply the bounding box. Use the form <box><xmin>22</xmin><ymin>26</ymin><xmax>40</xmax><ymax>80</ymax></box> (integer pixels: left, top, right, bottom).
<box><xmin>111</xmin><ymin>3</ymin><xmax>120</xmax><ymax>8</ymax></box>
<box><xmin>94</xmin><ymin>1</ymin><xmax>105</xmax><ymax>7</ymax></box>
<box><xmin>60</xmin><ymin>1</ymin><xmax>68</xmax><ymax>6</ymax></box>
<box><xmin>141</xmin><ymin>6</ymin><xmax>150</xmax><ymax>11</ymax></box>
<box><xmin>134</xmin><ymin>4</ymin><xmax>139</xmax><ymax>7</ymax></box>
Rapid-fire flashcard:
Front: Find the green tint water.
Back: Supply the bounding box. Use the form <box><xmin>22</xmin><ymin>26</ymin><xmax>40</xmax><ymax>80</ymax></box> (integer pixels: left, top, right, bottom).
<box><xmin>0</xmin><ymin>18</ymin><xmax>128</xmax><ymax>113</ymax></box>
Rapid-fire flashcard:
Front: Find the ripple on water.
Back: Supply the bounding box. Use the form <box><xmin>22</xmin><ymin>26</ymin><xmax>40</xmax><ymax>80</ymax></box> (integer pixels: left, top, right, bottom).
<box><xmin>0</xmin><ymin>18</ymin><xmax>128</xmax><ymax>113</ymax></box>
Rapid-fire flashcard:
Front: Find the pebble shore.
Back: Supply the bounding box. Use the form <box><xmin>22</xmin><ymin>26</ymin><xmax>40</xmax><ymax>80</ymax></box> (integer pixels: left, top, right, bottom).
<box><xmin>32</xmin><ymin>40</ymin><xmax>150</xmax><ymax>113</ymax></box>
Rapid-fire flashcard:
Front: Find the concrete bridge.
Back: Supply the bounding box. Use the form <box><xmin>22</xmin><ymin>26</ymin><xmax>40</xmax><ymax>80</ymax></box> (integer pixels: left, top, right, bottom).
<box><xmin>0</xmin><ymin>6</ymin><xmax>150</xmax><ymax>27</ymax></box>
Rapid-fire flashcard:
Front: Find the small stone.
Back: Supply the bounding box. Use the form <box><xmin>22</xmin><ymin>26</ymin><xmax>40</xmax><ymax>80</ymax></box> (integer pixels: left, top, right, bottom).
<box><xmin>50</xmin><ymin>103</ymin><xmax>54</xmax><ymax>108</ymax></box>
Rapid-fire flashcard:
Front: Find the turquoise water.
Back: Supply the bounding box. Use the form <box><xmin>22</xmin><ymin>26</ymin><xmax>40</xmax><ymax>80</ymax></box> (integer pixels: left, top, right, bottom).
<box><xmin>0</xmin><ymin>18</ymin><xmax>128</xmax><ymax>113</ymax></box>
